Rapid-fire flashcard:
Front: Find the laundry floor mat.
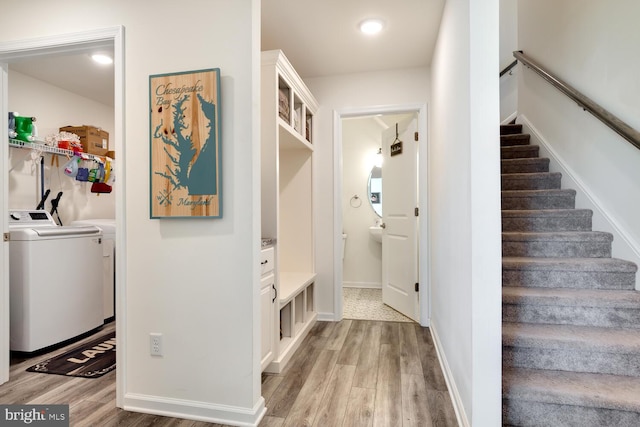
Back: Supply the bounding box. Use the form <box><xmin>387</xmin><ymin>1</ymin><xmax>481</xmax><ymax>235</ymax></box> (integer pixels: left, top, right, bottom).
<box><xmin>26</xmin><ymin>332</ymin><xmax>116</xmax><ymax>378</ymax></box>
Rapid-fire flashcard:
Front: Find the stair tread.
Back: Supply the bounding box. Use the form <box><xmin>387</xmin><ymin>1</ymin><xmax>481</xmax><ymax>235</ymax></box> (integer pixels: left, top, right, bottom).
<box><xmin>502</xmin><ymin>172</ymin><xmax>562</xmax><ymax>179</ymax></box>
<box><xmin>503</xmin><ymin>257</ymin><xmax>637</xmax><ymax>272</ymax></box>
<box><xmin>502</xmin><ymin>231</ymin><xmax>612</xmax><ymax>242</ymax></box>
<box><xmin>502</xmin><ymin>209</ymin><xmax>592</xmax><ymax>218</ymax></box>
<box><xmin>503</xmin><ymin>322</ymin><xmax>640</xmax><ymax>350</ymax></box>
<box><xmin>501</xmin><ymin>144</ymin><xmax>539</xmax><ymax>150</ymax></box>
<box><xmin>503</xmin><ymin>367</ymin><xmax>640</xmax><ymax>412</ymax></box>
<box><xmin>502</xmin><ymin>189</ymin><xmax>576</xmax><ymax>196</ymax></box>
<box><xmin>503</xmin><ymin>286</ymin><xmax>640</xmax><ymax>308</ymax></box>
<box><xmin>501</xmin><ymin>133</ymin><xmax>529</xmax><ymax>137</ymax></box>
<box><xmin>501</xmin><ymin>158</ymin><xmax>549</xmax><ymax>165</ymax></box>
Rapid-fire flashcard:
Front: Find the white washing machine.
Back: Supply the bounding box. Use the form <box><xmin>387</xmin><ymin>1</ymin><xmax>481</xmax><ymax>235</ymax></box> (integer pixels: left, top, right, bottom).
<box><xmin>70</xmin><ymin>219</ymin><xmax>115</xmax><ymax>322</ymax></box>
<box><xmin>9</xmin><ymin>210</ymin><xmax>104</xmax><ymax>352</ymax></box>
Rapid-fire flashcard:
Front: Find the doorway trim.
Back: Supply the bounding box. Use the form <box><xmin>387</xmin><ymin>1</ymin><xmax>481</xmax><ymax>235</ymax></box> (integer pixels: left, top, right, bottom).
<box><xmin>333</xmin><ymin>102</ymin><xmax>430</xmax><ymax>326</ymax></box>
<box><xmin>0</xmin><ymin>26</ymin><xmax>126</xmax><ymax>406</ymax></box>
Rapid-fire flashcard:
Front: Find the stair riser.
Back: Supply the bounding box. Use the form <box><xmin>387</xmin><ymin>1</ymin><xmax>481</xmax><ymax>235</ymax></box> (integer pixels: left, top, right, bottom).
<box><xmin>503</xmin><ymin>304</ymin><xmax>640</xmax><ymax>329</ymax></box>
<box><xmin>502</xmin><ymin>216</ymin><xmax>592</xmax><ymax>232</ymax></box>
<box><xmin>502</xmin><ymin>194</ymin><xmax>575</xmax><ymax>210</ymax></box>
<box><xmin>501</xmin><ymin>135</ymin><xmax>531</xmax><ymax>146</ymax></box>
<box><xmin>503</xmin><ymin>399</ymin><xmax>640</xmax><ymax>427</ymax></box>
<box><xmin>502</xmin><ymin>270</ymin><xmax>636</xmax><ymax>290</ymax></box>
<box><xmin>502</xmin><ymin>241</ymin><xmax>612</xmax><ymax>258</ymax></box>
<box><xmin>501</xmin><ymin>160</ymin><xmax>550</xmax><ymax>174</ymax></box>
<box><xmin>504</xmin><ymin>346</ymin><xmax>640</xmax><ymax>377</ymax></box>
<box><xmin>500</xmin><ymin>125</ymin><xmax>523</xmax><ymax>135</ymax></box>
<box><xmin>501</xmin><ymin>146</ymin><xmax>540</xmax><ymax>159</ymax></box>
<box><xmin>502</xmin><ymin>175</ymin><xmax>562</xmax><ymax>191</ymax></box>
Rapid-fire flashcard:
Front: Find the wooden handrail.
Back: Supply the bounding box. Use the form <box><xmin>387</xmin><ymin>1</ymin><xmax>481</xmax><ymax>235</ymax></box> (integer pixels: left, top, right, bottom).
<box><xmin>514</xmin><ymin>50</ymin><xmax>640</xmax><ymax>151</ymax></box>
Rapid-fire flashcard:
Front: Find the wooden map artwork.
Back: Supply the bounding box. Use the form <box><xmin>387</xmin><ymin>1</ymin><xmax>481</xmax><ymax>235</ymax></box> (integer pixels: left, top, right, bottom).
<box><xmin>149</xmin><ymin>68</ymin><xmax>222</xmax><ymax>218</ymax></box>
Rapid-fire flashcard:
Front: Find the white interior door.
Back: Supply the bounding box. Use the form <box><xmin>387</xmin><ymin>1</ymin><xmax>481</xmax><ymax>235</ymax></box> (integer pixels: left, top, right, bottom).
<box><xmin>0</xmin><ymin>63</ymin><xmax>8</xmax><ymax>383</ymax></box>
<box><xmin>381</xmin><ymin>114</ymin><xmax>419</xmax><ymax>321</ymax></box>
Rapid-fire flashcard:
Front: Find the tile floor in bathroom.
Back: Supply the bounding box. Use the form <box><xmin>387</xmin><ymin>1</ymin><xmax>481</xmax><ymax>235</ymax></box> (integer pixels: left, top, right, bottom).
<box><xmin>342</xmin><ymin>287</ymin><xmax>414</xmax><ymax>323</ymax></box>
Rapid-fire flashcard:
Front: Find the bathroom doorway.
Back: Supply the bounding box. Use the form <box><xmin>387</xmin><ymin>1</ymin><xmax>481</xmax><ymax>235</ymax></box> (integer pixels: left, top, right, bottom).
<box><xmin>338</xmin><ymin>107</ymin><xmax>425</xmax><ymax>323</ymax></box>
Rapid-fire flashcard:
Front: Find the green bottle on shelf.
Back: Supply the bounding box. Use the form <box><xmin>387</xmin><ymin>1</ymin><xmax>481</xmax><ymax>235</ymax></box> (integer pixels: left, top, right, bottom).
<box><xmin>14</xmin><ymin>115</ymin><xmax>37</xmax><ymax>143</ymax></box>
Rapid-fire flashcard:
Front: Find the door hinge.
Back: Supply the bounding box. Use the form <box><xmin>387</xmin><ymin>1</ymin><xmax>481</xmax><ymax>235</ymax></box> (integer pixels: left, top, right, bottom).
<box><xmin>3</xmin><ymin>232</ymin><xmax>9</xmax><ymax>242</ymax></box>
<box><xmin>414</xmin><ymin>131</ymin><xmax>419</xmax><ymax>141</ymax></box>
<box><xmin>415</xmin><ymin>282</ymin><xmax>419</xmax><ymax>292</ymax></box>
<box><xmin>414</xmin><ymin>207</ymin><xmax>419</xmax><ymax>217</ymax></box>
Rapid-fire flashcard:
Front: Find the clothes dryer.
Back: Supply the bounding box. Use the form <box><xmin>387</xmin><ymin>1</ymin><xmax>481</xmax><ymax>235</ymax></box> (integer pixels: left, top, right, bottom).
<box><xmin>70</xmin><ymin>219</ymin><xmax>115</xmax><ymax>321</ymax></box>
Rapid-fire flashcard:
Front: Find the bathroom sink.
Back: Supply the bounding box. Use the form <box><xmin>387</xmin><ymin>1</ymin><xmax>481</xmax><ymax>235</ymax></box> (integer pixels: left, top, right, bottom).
<box><xmin>369</xmin><ymin>226</ymin><xmax>383</xmax><ymax>243</ymax></box>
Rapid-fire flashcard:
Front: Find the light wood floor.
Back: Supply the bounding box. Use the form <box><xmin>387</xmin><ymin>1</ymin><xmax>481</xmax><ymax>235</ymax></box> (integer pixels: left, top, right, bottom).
<box><xmin>0</xmin><ymin>320</ymin><xmax>458</xmax><ymax>426</ymax></box>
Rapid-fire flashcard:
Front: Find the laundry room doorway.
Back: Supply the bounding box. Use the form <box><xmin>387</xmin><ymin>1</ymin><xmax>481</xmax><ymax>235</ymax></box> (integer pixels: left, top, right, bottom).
<box><xmin>0</xmin><ymin>27</ymin><xmax>125</xmax><ymax>406</ymax></box>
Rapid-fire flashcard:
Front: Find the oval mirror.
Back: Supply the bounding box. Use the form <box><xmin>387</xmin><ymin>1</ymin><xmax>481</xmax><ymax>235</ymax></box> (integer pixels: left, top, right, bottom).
<box><xmin>367</xmin><ymin>166</ymin><xmax>382</xmax><ymax>217</ymax></box>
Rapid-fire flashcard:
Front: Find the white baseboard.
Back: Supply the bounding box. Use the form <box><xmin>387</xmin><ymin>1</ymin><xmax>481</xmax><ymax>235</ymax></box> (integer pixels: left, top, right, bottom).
<box><xmin>429</xmin><ymin>322</ymin><xmax>470</xmax><ymax>427</ymax></box>
<box><xmin>519</xmin><ymin>115</ymin><xmax>640</xmax><ymax>289</ymax></box>
<box><xmin>342</xmin><ymin>281</ymin><xmax>382</xmax><ymax>289</ymax></box>
<box><xmin>123</xmin><ymin>393</ymin><xmax>265</xmax><ymax>426</ymax></box>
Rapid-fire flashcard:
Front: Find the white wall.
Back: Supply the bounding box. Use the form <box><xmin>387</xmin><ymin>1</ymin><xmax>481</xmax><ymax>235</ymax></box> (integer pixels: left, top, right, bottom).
<box><xmin>518</xmin><ymin>0</ymin><xmax>640</xmax><ymax>285</ymax></box>
<box><xmin>341</xmin><ymin>117</ymin><xmax>383</xmax><ymax>288</ymax></box>
<box><xmin>8</xmin><ymin>71</ymin><xmax>115</xmax><ymax>223</ymax></box>
<box><xmin>499</xmin><ymin>0</ymin><xmax>518</xmax><ymax>121</ymax></box>
<box><xmin>429</xmin><ymin>0</ymin><xmax>501</xmax><ymax>425</ymax></box>
<box><xmin>303</xmin><ymin>68</ymin><xmax>430</xmax><ymax>319</ymax></box>
<box><xmin>0</xmin><ymin>1</ymin><xmax>262</xmax><ymax>425</ymax></box>
<box><xmin>499</xmin><ymin>0</ymin><xmax>518</xmax><ymax>70</ymax></box>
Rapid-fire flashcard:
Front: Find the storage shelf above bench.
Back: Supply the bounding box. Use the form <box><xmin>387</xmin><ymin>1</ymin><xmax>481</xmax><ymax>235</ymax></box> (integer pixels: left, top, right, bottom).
<box><xmin>279</xmin><ymin>271</ymin><xmax>316</xmax><ymax>306</ymax></box>
<box><xmin>278</xmin><ymin>120</ymin><xmax>314</xmax><ymax>152</ymax></box>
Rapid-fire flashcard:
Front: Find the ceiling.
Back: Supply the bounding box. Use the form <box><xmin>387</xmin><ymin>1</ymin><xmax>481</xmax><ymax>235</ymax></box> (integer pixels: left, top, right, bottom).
<box><xmin>7</xmin><ymin>1</ymin><xmax>444</xmax><ymax>107</ymax></box>
<box><xmin>262</xmin><ymin>0</ymin><xmax>445</xmax><ymax>78</ymax></box>
<box><xmin>9</xmin><ymin>48</ymin><xmax>116</xmax><ymax>107</ymax></box>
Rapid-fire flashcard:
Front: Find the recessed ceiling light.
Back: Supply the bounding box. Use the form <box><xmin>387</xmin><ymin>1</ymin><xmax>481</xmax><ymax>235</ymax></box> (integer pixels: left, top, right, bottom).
<box><xmin>91</xmin><ymin>53</ymin><xmax>113</xmax><ymax>65</ymax></box>
<box><xmin>359</xmin><ymin>19</ymin><xmax>384</xmax><ymax>35</ymax></box>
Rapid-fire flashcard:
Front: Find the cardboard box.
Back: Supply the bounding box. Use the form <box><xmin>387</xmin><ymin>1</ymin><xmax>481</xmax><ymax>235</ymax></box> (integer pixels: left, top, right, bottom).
<box><xmin>60</xmin><ymin>125</ymin><xmax>109</xmax><ymax>156</ymax></box>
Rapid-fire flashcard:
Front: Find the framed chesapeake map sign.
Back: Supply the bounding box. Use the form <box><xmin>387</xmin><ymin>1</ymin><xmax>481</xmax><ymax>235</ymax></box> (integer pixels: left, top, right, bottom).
<box><xmin>149</xmin><ymin>68</ymin><xmax>222</xmax><ymax>218</ymax></box>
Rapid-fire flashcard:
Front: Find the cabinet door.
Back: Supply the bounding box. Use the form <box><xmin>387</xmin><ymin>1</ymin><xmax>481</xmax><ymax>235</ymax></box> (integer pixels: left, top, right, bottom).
<box><xmin>260</xmin><ymin>275</ymin><xmax>275</xmax><ymax>370</ymax></box>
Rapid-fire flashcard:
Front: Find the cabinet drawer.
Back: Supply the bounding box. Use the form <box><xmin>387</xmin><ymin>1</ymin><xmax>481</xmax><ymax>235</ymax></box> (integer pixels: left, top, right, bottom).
<box><xmin>261</xmin><ymin>247</ymin><xmax>275</xmax><ymax>275</ymax></box>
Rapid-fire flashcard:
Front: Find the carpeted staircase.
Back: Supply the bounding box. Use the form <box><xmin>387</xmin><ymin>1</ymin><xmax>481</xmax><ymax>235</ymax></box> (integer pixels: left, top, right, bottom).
<box><xmin>500</xmin><ymin>123</ymin><xmax>640</xmax><ymax>426</ymax></box>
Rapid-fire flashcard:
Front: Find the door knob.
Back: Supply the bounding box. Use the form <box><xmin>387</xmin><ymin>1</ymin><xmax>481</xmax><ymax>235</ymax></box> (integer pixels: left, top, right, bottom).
<box><xmin>380</xmin><ymin>223</ymin><xmax>386</xmax><ymax>229</ymax></box>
